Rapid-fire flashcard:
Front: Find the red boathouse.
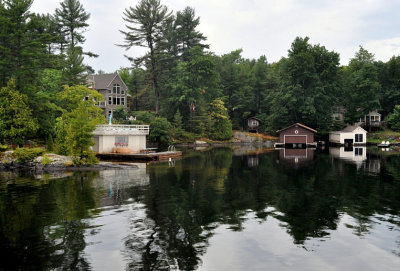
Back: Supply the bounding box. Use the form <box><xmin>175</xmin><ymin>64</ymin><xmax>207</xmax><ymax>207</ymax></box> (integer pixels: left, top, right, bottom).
<box><xmin>276</xmin><ymin>123</ymin><xmax>317</xmax><ymax>148</ymax></box>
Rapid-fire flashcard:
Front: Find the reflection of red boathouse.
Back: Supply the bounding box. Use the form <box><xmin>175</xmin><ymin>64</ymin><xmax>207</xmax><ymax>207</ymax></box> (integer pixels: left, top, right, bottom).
<box><xmin>279</xmin><ymin>148</ymin><xmax>314</xmax><ymax>167</ymax></box>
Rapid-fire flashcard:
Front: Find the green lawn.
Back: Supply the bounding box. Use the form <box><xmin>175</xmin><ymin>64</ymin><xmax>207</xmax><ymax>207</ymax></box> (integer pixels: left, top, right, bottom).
<box><xmin>367</xmin><ymin>129</ymin><xmax>400</xmax><ymax>143</ymax></box>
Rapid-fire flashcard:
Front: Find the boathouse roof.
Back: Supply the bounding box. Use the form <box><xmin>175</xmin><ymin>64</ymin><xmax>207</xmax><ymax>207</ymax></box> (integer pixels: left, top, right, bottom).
<box><xmin>276</xmin><ymin>123</ymin><xmax>317</xmax><ymax>134</ymax></box>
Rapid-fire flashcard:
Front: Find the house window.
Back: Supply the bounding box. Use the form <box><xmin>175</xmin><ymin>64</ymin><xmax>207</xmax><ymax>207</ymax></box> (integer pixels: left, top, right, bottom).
<box><xmin>121</xmin><ymin>97</ymin><xmax>125</xmax><ymax>105</ymax></box>
<box><xmin>121</xmin><ymin>90</ymin><xmax>125</xmax><ymax>95</ymax></box>
<box><xmin>113</xmin><ymin>84</ymin><xmax>120</xmax><ymax>94</ymax></box>
<box><xmin>108</xmin><ymin>96</ymin><xmax>112</xmax><ymax>105</ymax></box>
<box><xmin>355</xmin><ymin>147</ymin><xmax>363</xmax><ymax>156</ymax></box>
<box><xmin>108</xmin><ymin>89</ymin><xmax>112</xmax><ymax>94</ymax></box>
<box><xmin>115</xmin><ymin>136</ymin><xmax>128</xmax><ymax>146</ymax></box>
<box><xmin>355</xmin><ymin>134</ymin><xmax>363</xmax><ymax>143</ymax></box>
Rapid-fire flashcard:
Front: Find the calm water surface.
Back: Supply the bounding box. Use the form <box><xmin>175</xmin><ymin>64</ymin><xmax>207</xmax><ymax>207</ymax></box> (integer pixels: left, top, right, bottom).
<box><xmin>0</xmin><ymin>147</ymin><xmax>400</xmax><ymax>270</ymax></box>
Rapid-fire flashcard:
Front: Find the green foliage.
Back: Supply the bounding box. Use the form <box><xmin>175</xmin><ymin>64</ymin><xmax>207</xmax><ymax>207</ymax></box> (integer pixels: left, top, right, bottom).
<box><xmin>172</xmin><ymin>110</ymin><xmax>184</xmax><ymax>137</ymax></box>
<box><xmin>120</xmin><ymin>0</ymin><xmax>172</xmax><ymax>113</ymax></box>
<box><xmin>344</xmin><ymin>46</ymin><xmax>381</xmax><ymax>124</ymax></box>
<box><xmin>42</xmin><ymin>154</ymin><xmax>51</xmax><ymax>165</ymax></box>
<box><xmin>208</xmin><ymin>98</ymin><xmax>232</xmax><ymax>140</ymax></box>
<box><xmin>0</xmin><ymin>79</ymin><xmax>39</xmax><ymax>144</ymax></box>
<box><xmin>268</xmin><ymin>37</ymin><xmax>340</xmax><ymax>133</ymax></box>
<box><xmin>387</xmin><ymin>105</ymin><xmax>400</xmax><ymax>132</ymax></box>
<box><xmin>13</xmin><ymin>147</ymin><xmax>45</xmax><ymax>163</ymax></box>
<box><xmin>0</xmin><ymin>144</ymin><xmax>9</xmax><ymax>152</ymax></box>
<box><xmin>55</xmin><ymin>85</ymin><xmax>104</xmax><ymax>162</ymax></box>
<box><xmin>113</xmin><ymin>106</ymin><xmax>127</xmax><ymax>122</ymax></box>
<box><xmin>133</xmin><ymin>111</ymin><xmax>155</xmax><ymax>124</ymax></box>
<box><xmin>71</xmin><ymin>150</ymin><xmax>98</xmax><ymax>165</ymax></box>
<box><xmin>47</xmin><ymin>134</ymin><xmax>54</xmax><ymax>152</ymax></box>
<box><xmin>149</xmin><ymin>117</ymin><xmax>172</xmax><ymax>146</ymax></box>
<box><xmin>55</xmin><ymin>0</ymin><xmax>96</xmax><ymax>85</ymax></box>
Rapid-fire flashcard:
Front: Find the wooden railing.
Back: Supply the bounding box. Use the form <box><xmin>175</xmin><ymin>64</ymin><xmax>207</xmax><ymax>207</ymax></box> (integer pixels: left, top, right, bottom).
<box><xmin>94</xmin><ymin>124</ymin><xmax>150</xmax><ymax>135</ymax></box>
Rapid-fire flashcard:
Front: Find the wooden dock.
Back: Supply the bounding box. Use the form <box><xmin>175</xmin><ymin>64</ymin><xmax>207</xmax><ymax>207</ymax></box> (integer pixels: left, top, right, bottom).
<box><xmin>96</xmin><ymin>151</ymin><xmax>182</xmax><ymax>162</ymax></box>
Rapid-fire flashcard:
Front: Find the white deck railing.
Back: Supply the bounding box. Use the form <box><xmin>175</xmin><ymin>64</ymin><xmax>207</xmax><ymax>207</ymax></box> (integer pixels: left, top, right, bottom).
<box><xmin>93</xmin><ymin>124</ymin><xmax>150</xmax><ymax>135</ymax></box>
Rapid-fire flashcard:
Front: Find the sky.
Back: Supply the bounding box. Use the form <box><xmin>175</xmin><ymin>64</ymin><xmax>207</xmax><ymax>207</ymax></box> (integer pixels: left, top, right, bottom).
<box><xmin>31</xmin><ymin>0</ymin><xmax>400</xmax><ymax>73</ymax></box>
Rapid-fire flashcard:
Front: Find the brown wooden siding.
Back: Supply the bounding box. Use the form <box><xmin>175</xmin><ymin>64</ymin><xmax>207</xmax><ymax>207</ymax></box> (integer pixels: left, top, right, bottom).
<box><xmin>279</xmin><ymin>125</ymin><xmax>315</xmax><ymax>144</ymax></box>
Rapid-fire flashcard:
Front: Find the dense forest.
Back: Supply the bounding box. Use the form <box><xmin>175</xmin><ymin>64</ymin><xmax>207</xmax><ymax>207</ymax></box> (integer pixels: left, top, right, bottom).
<box><xmin>1</xmin><ymin>0</ymin><xmax>400</xmax><ymax>155</ymax></box>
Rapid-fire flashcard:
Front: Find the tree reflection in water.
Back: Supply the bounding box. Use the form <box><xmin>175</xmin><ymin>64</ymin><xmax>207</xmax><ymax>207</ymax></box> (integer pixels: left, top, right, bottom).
<box><xmin>0</xmin><ymin>147</ymin><xmax>399</xmax><ymax>270</ymax></box>
<box><xmin>124</xmin><ymin>147</ymin><xmax>400</xmax><ymax>269</ymax></box>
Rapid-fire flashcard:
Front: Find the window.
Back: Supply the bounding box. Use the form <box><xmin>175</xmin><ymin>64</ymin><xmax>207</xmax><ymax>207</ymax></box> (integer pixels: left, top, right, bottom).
<box><xmin>113</xmin><ymin>84</ymin><xmax>120</xmax><ymax>94</ymax></box>
<box><xmin>355</xmin><ymin>134</ymin><xmax>363</xmax><ymax>143</ymax></box>
<box><xmin>121</xmin><ymin>97</ymin><xmax>125</xmax><ymax>105</ymax></box>
<box><xmin>355</xmin><ymin>147</ymin><xmax>363</xmax><ymax>156</ymax></box>
<box><xmin>108</xmin><ymin>96</ymin><xmax>112</xmax><ymax>105</ymax></box>
<box><xmin>121</xmin><ymin>90</ymin><xmax>125</xmax><ymax>95</ymax></box>
<box><xmin>115</xmin><ymin>136</ymin><xmax>128</xmax><ymax>147</ymax></box>
<box><xmin>108</xmin><ymin>89</ymin><xmax>112</xmax><ymax>94</ymax></box>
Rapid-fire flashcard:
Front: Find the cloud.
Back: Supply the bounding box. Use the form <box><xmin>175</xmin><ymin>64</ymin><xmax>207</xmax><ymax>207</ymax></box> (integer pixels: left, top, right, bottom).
<box><xmin>30</xmin><ymin>0</ymin><xmax>400</xmax><ymax>71</ymax></box>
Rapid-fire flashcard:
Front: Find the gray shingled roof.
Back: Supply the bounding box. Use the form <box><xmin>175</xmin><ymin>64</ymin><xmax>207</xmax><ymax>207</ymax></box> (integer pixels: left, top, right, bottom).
<box><xmin>88</xmin><ymin>73</ymin><xmax>119</xmax><ymax>89</ymax></box>
<box><xmin>340</xmin><ymin>125</ymin><xmax>368</xmax><ymax>133</ymax></box>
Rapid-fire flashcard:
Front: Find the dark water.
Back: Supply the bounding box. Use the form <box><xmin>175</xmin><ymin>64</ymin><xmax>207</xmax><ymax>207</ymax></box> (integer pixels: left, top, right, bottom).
<box><xmin>0</xmin><ymin>147</ymin><xmax>400</xmax><ymax>270</ymax></box>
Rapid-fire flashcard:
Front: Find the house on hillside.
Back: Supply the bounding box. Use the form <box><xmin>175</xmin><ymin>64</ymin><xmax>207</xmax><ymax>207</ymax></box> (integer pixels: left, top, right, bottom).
<box><xmin>275</xmin><ymin>123</ymin><xmax>317</xmax><ymax>148</ymax></box>
<box><xmin>329</xmin><ymin>125</ymin><xmax>367</xmax><ymax>145</ymax></box>
<box><xmin>247</xmin><ymin>117</ymin><xmax>260</xmax><ymax>133</ymax></box>
<box><xmin>87</xmin><ymin>73</ymin><xmax>128</xmax><ymax>118</ymax></box>
<box><xmin>355</xmin><ymin>110</ymin><xmax>383</xmax><ymax>128</ymax></box>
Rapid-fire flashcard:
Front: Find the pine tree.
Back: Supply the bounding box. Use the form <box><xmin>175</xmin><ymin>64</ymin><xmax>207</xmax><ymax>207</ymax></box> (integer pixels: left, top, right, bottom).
<box><xmin>175</xmin><ymin>6</ymin><xmax>208</xmax><ymax>61</ymax></box>
<box><xmin>55</xmin><ymin>0</ymin><xmax>96</xmax><ymax>85</ymax></box>
<box><xmin>120</xmin><ymin>0</ymin><xmax>172</xmax><ymax>113</ymax></box>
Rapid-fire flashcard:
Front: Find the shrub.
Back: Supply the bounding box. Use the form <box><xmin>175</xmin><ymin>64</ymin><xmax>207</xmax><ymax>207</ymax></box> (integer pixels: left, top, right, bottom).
<box><xmin>42</xmin><ymin>154</ymin><xmax>52</xmax><ymax>166</ymax></box>
<box><xmin>0</xmin><ymin>144</ymin><xmax>9</xmax><ymax>152</ymax></box>
<box><xmin>13</xmin><ymin>147</ymin><xmax>45</xmax><ymax>163</ymax></box>
<box><xmin>149</xmin><ymin>117</ymin><xmax>172</xmax><ymax>146</ymax></box>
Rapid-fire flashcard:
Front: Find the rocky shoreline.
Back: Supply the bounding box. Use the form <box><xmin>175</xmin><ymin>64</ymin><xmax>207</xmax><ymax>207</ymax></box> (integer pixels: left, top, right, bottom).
<box><xmin>0</xmin><ymin>152</ymin><xmax>139</xmax><ymax>172</ymax></box>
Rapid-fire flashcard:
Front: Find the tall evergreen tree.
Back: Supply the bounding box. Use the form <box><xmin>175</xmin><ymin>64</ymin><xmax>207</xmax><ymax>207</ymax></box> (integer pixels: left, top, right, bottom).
<box><xmin>120</xmin><ymin>0</ymin><xmax>172</xmax><ymax>113</ymax></box>
<box><xmin>268</xmin><ymin>37</ymin><xmax>340</xmax><ymax>133</ymax></box>
<box><xmin>344</xmin><ymin>46</ymin><xmax>381</xmax><ymax>126</ymax></box>
<box><xmin>175</xmin><ymin>6</ymin><xmax>208</xmax><ymax>61</ymax></box>
<box><xmin>0</xmin><ymin>0</ymin><xmax>54</xmax><ymax>93</ymax></box>
<box><xmin>55</xmin><ymin>0</ymin><xmax>95</xmax><ymax>85</ymax></box>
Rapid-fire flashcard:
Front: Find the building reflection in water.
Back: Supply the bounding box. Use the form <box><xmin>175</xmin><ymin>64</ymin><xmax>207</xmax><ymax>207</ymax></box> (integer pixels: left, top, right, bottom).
<box><xmin>247</xmin><ymin>156</ymin><xmax>259</xmax><ymax>167</ymax></box>
<box><xmin>329</xmin><ymin>146</ymin><xmax>367</xmax><ymax>169</ymax></box>
<box><xmin>279</xmin><ymin>148</ymin><xmax>315</xmax><ymax>167</ymax></box>
<box><xmin>94</xmin><ymin>163</ymin><xmax>149</xmax><ymax>207</ymax></box>
<box><xmin>329</xmin><ymin>146</ymin><xmax>381</xmax><ymax>174</ymax></box>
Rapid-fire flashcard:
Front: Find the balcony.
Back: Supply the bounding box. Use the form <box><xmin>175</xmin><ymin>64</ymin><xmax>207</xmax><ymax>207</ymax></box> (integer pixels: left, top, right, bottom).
<box><xmin>96</xmin><ymin>101</ymin><xmax>107</xmax><ymax>108</ymax></box>
<box><xmin>93</xmin><ymin>125</ymin><xmax>150</xmax><ymax>136</ymax></box>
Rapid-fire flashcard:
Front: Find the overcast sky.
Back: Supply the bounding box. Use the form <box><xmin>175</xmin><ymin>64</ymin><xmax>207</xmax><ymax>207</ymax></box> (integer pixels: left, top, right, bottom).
<box><xmin>31</xmin><ymin>0</ymin><xmax>400</xmax><ymax>73</ymax></box>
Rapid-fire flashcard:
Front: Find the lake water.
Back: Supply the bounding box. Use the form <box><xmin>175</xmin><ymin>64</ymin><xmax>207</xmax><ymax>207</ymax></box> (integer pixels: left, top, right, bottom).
<box><xmin>0</xmin><ymin>147</ymin><xmax>400</xmax><ymax>270</ymax></box>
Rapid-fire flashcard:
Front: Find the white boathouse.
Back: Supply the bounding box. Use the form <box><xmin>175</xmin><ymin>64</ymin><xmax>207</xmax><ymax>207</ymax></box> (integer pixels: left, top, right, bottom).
<box><xmin>92</xmin><ymin>125</ymin><xmax>149</xmax><ymax>154</ymax></box>
<box><xmin>329</xmin><ymin>126</ymin><xmax>367</xmax><ymax>145</ymax></box>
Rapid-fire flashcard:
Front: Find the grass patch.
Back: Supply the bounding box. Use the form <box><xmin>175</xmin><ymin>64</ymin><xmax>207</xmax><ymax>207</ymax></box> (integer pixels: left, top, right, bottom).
<box><xmin>368</xmin><ymin>129</ymin><xmax>400</xmax><ymax>143</ymax></box>
<box><xmin>13</xmin><ymin>147</ymin><xmax>45</xmax><ymax>163</ymax></box>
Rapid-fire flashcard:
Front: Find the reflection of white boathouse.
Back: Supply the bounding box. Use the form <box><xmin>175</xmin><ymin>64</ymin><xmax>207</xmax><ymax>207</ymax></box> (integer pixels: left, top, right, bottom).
<box><xmin>329</xmin><ymin>147</ymin><xmax>367</xmax><ymax>168</ymax></box>
<box><xmin>92</xmin><ymin>125</ymin><xmax>149</xmax><ymax>154</ymax></box>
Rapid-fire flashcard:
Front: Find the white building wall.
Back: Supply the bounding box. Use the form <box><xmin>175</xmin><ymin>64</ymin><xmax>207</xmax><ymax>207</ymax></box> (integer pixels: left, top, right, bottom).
<box><xmin>329</xmin><ymin>133</ymin><xmax>341</xmax><ymax>143</ymax></box>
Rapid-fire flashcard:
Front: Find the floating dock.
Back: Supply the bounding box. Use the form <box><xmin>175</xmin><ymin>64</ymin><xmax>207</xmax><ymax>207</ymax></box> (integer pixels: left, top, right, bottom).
<box><xmin>96</xmin><ymin>151</ymin><xmax>182</xmax><ymax>162</ymax></box>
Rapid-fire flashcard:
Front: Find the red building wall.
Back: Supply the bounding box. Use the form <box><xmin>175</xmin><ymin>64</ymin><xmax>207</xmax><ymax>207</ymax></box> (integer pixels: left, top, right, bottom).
<box><xmin>279</xmin><ymin>125</ymin><xmax>315</xmax><ymax>144</ymax></box>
